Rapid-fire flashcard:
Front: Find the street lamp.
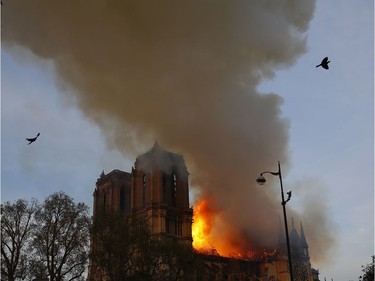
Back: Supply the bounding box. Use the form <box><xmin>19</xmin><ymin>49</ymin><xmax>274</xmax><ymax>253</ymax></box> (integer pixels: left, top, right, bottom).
<box><xmin>256</xmin><ymin>161</ymin><xmax>294</xmax><ymax>281</ymax></box>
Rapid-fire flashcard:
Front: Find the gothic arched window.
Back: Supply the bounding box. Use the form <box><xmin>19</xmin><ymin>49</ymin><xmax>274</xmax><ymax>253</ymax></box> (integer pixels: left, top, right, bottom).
<box><xmin>175</xmin><ymin>217</ymin><xmax>182</xmax><ymax>236</ymax></box>
<box><xmin>162</xmin><ymin>172</ymin><xmax>167</xmax><ymax>204</ymax></box>
<box><xmin>171</xmin><ymin>172</ymin><xmax>177</xmax><ymax>206</ymax></box>
<box><xmin>142</xmin><ymin>174</ymin><xmax>147</xmax><ymax>207</ymax></box>
<box><xmin>120</xmin><ymin>187</ymin><xmax>125</xmax><ymax>211</ymax></box>
<box><xmin>103</xmin><ymin>192</ymin><xmax>106</xmax><ymax>213</ymax></box>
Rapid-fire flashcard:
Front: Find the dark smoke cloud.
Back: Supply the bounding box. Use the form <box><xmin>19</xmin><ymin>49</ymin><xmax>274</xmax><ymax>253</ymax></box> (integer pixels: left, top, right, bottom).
<box><xmin>2</xmin><ymin>0</ymin><xmax>333</xmax><ymax>260</ymax></box>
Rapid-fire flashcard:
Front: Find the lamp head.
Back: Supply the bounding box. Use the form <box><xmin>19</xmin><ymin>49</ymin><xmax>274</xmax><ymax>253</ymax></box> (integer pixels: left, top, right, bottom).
<box><xmin>256</xmin><ymin>176</ymin><xmax>266</xmax><ymax>185</ymax></box>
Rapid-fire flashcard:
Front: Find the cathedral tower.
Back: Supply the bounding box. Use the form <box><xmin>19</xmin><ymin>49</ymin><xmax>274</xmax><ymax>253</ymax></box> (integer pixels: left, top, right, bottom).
<box><xmin>88</xmin><ymin>143</ymin><xmax>193</xmax><ymax>280</ymax></box>
<box><xmin>131</xmin><ymin>141</ymin><xmax>193</xmax><ymax>244</ymax></box>
<box><xmin>93</xmin><ymin>169</ymin><xmax>131</xmax><ymax>218</ymax></box>
<box><xmin>92</xmin><ymin>142</ymin><xmax>193</xmax><ymax>244</ymax></box>
<box><xmin>289</xmin><ymin>220</ymin><xmax>313</xmax><ymax>281</ymax></box>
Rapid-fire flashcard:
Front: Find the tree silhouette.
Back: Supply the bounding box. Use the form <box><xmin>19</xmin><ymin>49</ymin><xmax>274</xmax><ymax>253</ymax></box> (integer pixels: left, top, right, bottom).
<box><xmin>1</xmin><ymin>199</ymin><xmax>38</xmax><ymax>281</ymax></box>
<box><xmin>89</xmin><ymin>212</ymin><xmax>203</xmax><ymax>281</ymax></box>
<box><xmin>29</xmin><ymin>192</ymin><xmax>91</xmax><ymax>281</ymax></box>
<box><xmin>360</xmin><ymin>256</ymin><xmax>374</xmax><ymax>281</ymax></box>
<box><xmin>89</xmin><ymin>212</ymin><xmax>149</xmax><ymax>281</ymax></box>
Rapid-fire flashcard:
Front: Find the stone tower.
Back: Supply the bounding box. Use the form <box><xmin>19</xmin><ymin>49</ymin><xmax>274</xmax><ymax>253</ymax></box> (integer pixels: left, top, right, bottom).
<box><xmin>92</xmin><ymin>142</ymin><xmax>193</xmax><ymax>244</ymax></box>
<box><xmin>263</xmin><ymin>219</ymin><xmax>315</xmax><ymax>281</ymax></box>
<box><xmin>93</xmin><ymin>169</ymin><xmax>132</xmax><ymax>218</ymax></box>
<box><xmin>289</xmin><ymin>220</ymin><xmax>313</xmax><ymax>281</ymax></box>
<box><xmin>88</xmin><ymin>143</ymin><xmax>193</xmax><ymax>280</ymax></box>
<box><xmin>131</xmin><ymin>141</ymin><xmax>193</xmax><ymax>244</ymax></box>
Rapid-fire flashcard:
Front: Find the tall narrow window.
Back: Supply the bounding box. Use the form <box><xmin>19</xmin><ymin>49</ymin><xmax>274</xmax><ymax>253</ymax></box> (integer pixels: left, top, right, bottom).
<box><xmin>173</xmin><ymin>217</ymin><xmax>182</xmax><ymax>236</ymax></box>
<box><xmin>165</xmin><ymin>217</ymin><xmax>170</xmax><ymax>234</ymax></box>
<box><xmin>120</xmin><ymin>187</ymin><xmax>125</xmax><ymax>211</ymax></box>
<box><xmin>177</xmin><ymin>217</ymin><xmax>182</xmax><ymax>236</ymax></box>
<box><xmin>142</xmin><ymin>174</ymin><xmax>146</xmax><ymax>207</ymax></box>
<box><xmin>162</xmin><ymin>172</ymin><xmax>167</xmax><ymax>204</ymax></box>
<box><xmin>103</xmin><ymin>192</ymin><xmax>106</xmax><ymax>213</ymax></box>
<box><xmin>171</xmin><ymin>173</ymin><xmax>177</xmax><ymax>206</ymax></box>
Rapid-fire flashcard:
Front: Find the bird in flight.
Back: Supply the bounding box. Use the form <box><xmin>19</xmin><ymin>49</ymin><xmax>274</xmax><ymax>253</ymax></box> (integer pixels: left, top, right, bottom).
<box><xmin>26</xmin><ymin>133</ymin><xmax>40</xmax><ymax>145</ymax></box>
<box><xmin>316</xmin><ymin>57</ymin><xmax>330</xmax><ymax>70</ymax></box>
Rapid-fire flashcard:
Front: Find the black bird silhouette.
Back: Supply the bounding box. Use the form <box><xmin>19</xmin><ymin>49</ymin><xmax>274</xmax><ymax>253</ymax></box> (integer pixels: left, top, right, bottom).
<box><xmin>316</xmin><ymin>57</ymin><xmax>330</xmax><ymax>70</ymax></box>
<box><xmin>287</xmin><ymin>191</ymin><xmax>292</xmax><ymax>199</ymax></box>
<box><xmin>282</xmin><ymin>191</ymin><xmax>292</xmax><ymax>205</ymax></box>
<box><xmin>26</xmin><ymin>133</ymin><xmax>40</xmax><ymax>145</ymax></box>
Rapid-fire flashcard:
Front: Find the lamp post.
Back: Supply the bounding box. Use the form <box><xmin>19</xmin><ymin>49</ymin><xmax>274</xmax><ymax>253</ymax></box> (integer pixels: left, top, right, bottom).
<box><xmin>256</xmin><ymin>161</ymin><xmax>294</xmax><ymax>281</ymax></box>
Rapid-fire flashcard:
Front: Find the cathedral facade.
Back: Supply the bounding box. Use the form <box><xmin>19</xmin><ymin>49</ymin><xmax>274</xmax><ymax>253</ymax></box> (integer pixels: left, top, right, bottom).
<box><xmin>92</xmin><ymin>142</ymin><xmax>193</xmax><ymax>243</ymax></box>
<box><xmin>87</xmin><ymin>143</ymin><xmax>318</xmax><ymax>281</ymax></box>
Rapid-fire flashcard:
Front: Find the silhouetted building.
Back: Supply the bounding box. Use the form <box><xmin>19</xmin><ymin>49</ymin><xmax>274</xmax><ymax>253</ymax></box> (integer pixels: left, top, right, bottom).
<box><xmin>87</xmin><ymin>142</ymin><xmax>319</xmax><ymax>281</ymax></box>
<box><xmin>92</xmin><ymin>142</ymin><xmax>192</xmax><ymax>243</ymax></box>
<box><xmin>290</xmin><ymin>220</ymin><xmax>313</xmax><ymax>281</ymax></box>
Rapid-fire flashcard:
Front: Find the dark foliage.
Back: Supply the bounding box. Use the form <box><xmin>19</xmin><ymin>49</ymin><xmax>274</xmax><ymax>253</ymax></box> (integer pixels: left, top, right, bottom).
<box><xmin>1</xmin><ymin>199</ymin><xmax>38</xmax><ymax>281</ymax></box>
<box><xmin>30</xmin><ymin>192</ymin><xmax>91</xmax><ymax>281</ymax></box>
<box><xmin>89</xmin><ymin>212</ymin><xmax>204</xmax><ymax>281</ymax></box>
<box><xmin>360</xmin><ymin>256</ymin><xmax>374</xmax><ymax>281</ymax></box>
<box><xmin>1</xmin><ymin>192</ymin><xmax>91</xmax><ymax>281</ymax></box>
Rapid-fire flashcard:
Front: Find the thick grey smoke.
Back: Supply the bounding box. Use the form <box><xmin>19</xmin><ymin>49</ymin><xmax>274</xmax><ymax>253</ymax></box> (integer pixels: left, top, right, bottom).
<box><xmin>3</xmin><ymin>0</ymin><xmax>333</xmax><ymax>260</ymax></box>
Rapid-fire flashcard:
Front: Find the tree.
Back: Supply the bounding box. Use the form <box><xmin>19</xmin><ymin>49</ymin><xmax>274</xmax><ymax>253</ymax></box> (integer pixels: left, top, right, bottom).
<box><xmin>129</xmin><ymin>235</ymin><xmax>174</xmax><ymax>281</ymax></box>
<box><xmin>151</xmin><ymin>238</ymin><xmax>204</xmax><ymax>281</ymax></box>
<box><xmin>89</xmin><ymin>212</ymin><xmax>204</xmax><ymax>281</ymax></box>
<box><xmin>89</xmin><ymin>212</ymin><xmax>151</xmax><ymax>281</ymax></box>
<box><xmin>360</xmin><ymin>256</ymin><xmax>374</xmax><ymax>281</ymax></box>
<box><xmin>1</xmin><ymin>199</ymin><xmax>38</xmax><ymax>281</ymax></box>
<box><xmin>29</xmin><ymin>192</ymin><xmax>91</xmax><ymax>281</ymax></box>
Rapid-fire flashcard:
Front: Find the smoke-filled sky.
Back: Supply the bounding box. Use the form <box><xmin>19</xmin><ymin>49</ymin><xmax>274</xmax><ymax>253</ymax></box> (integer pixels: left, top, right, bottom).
<box><xmin>1</xmin><ymin>1</ymin><xmax>373</xmax><ymax>281</ymax></box>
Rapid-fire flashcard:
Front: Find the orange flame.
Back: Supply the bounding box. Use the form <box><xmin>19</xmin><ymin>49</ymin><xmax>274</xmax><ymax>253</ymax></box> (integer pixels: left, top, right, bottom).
<box><xmin>192</xmin><ymin>199</ymin><xmax>215</xmax><ymax>251</ymax></box>
<box><xmin>192</xmin><ymin>199</ymin><xmax>278</xmax><ymax>260</ymax></box>
<box><xmin>192</xmin><ymin>198</ymin><xmax>235</xmax><ymax>256</ymax></box>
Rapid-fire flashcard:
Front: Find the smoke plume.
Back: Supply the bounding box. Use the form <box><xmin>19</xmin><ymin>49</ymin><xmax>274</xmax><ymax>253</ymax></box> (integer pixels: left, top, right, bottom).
<box><xmin>3</xmin><ymin>0</ymin><xmax>334</xmax><ymax>261</ymax></box>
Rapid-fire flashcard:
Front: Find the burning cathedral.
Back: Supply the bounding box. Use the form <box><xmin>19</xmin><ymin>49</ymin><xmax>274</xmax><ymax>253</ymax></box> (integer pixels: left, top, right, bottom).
<box><xmin>87</xmin><ymin>142</ymin><xmax>320</xmax><ymax>281</ymax></box>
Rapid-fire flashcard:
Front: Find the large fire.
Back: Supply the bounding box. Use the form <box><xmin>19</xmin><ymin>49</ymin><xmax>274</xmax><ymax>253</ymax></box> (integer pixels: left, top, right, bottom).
<box><xmin>192</xmin><ymin>199</ymin><xmax>277</xmax><ymax>260</ymax></box>
<box><xmin>192</xmin><ymin>198</ymin><xmax>238</xmax><ymax>256</ymax></box>
<box><xmin>192</xmin><ymin>199</ymin><xmax>216</xmax><ymax>252</ymax></box>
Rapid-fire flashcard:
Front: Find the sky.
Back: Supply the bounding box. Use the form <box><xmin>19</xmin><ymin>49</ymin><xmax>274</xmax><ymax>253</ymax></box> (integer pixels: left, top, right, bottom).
<box><xmin>1</xmin><ymin>1</ymin><xmax>374</xmax><ymax>281</ymax></box>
